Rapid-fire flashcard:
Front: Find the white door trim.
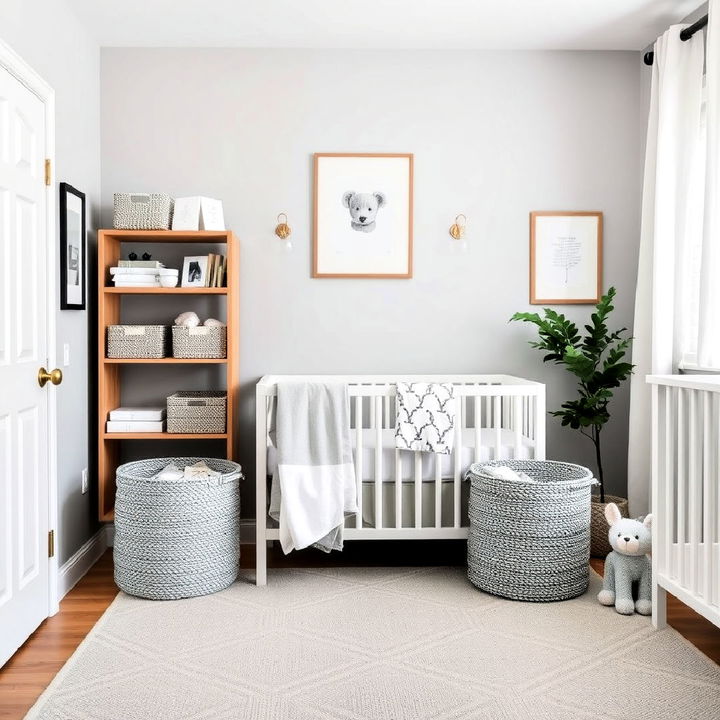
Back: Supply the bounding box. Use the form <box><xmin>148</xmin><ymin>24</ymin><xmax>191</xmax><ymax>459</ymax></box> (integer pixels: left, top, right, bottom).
<box><xmin>0</xmin><ymin>39</ymin><xmax>59</xmax><ymax>616</ymax></box>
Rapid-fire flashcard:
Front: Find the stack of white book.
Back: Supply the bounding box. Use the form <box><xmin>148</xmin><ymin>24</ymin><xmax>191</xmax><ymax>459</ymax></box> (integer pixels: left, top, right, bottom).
<box><xmin>109</xmin><ymin>260</ymin><xmax>179</xmax><ymax>287</ymax></box>
<box><xmin>107</xmin><ymin>407</ymin><xmax>166</xmax><ymax>433</ymax></box>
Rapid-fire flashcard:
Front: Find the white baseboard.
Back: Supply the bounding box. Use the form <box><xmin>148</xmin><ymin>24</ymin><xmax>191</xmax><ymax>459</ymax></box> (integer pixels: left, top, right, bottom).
<box><xmin>58</xmin><ymin>528</ymin><xmax>108</xmax><ymax>600</ymax></box>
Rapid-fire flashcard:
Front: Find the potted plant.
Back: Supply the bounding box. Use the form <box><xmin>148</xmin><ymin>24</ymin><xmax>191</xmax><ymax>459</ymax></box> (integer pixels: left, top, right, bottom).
<box><xmin>510</xmin><ymin>287</ymin><xmax>633</xmax><ymax>557</ymax></box>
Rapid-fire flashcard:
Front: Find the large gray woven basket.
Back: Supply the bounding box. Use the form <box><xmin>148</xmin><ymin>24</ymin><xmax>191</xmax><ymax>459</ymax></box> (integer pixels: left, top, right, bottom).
<box><xmin>466</xmin><ymin>460</ymin><xmax>596</xmax><ymax>602</ymax></box>
<box><xmin>114</xmin><ymin>457</ymin><xmax>242</xmax><ymax>600</ymax></box>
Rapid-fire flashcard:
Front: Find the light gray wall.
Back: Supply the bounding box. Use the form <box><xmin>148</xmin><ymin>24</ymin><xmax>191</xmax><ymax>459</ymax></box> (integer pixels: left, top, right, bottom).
<box><xmin>100</xmin><ymin>48</ymin><xmax>642</xmax><ymax>512</ymax></box>
<box><xmin>1</xmin><ymin>0</ymin><xmax>101</xmax><ymax>562</ymax></box>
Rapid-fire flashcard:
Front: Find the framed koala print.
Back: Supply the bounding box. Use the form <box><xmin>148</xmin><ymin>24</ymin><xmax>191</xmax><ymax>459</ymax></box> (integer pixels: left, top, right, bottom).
<box><xmin>313</xmin><ymin>153</ymin><xmax>413</xmax><ymax>278</ymax></box>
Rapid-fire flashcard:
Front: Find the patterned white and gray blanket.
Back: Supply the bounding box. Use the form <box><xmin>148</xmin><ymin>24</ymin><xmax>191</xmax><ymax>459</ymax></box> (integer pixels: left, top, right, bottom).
<box><xmin>395</xmin><ymin>382</ymin><xmax>456</xmax><ymax>455</ymax></box>
<box><xmin>269</xmin><ymin>382</ymin><xmax>358</xmax><ymax>553</ymax></box>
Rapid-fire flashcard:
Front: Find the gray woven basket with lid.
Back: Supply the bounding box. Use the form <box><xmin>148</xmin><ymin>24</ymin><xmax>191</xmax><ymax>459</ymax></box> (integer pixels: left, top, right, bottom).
<box><xmin>166</xmin><ymin>391</ymin><xmax>227</xmax><ymax>433</ymax></box>
<box><xmin>466</xmin><ymin>459</ymin><xmax>596</xmax><ymax>602</ymax></box>
<box><xmin>113</xmin><ymin>193</ymin><xmax>173</xmax><ymax>230</ymax></box>
<box><xmin>114</xmin><ymin>457</ymin><xmax>242</xmax><ymax>600</ymax></box>
<box><xmin>107</xmin><ymin>325</ymin><xmax>170</xmax><ymax>358</ymax></box>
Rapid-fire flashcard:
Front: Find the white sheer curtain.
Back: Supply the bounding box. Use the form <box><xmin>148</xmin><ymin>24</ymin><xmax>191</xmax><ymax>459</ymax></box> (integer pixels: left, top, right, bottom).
<box><xmin>627</xmin><ymin>22</ymin><xmax>705</xmax><ymax>516</ymax></box>
<box><xmin>698</xmin><ymin>2</ymin><xmax>720</xmax><ymax>368</ymax></box>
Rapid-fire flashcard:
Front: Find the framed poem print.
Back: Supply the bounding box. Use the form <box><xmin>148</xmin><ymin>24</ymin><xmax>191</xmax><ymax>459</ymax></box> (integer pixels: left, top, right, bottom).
<box><xmin>59</xmin><ymin>183</ymin><xmax>86</xmax><ymax>309</ymax></box>
<box><xmin>530</xmin><ymin>211</ymin><xmax>603</xmax><ymax>304</ymax></box>
<box><xmin>313</xmin><ymin>153</ymin><xmax>413</xmax><ymax>278</ymax></box>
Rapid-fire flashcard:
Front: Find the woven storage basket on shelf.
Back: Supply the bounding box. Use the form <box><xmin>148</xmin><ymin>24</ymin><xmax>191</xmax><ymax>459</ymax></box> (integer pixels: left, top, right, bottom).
<box><xmin>114</xmin><ymin>457</ymin><xmax>242</xmax><ymax>600</ymax></box>
<box><xmin>113</xmin><ymin>193</ymin><xmax>173</xmax><ymax>230</ymax></box>
<box><xmin>466</xmin><ymin>460</ymin><xmax>597</xmax><ymax>602</ymax></box>
<box><xmin>167</xmin><ymin>391</ymin><xmax>226</xmax><ymax>433</ymax></box>
<box><xmin>107</xmin><ymin>325</ymin><xmax>169</xmax><ymax>359</ymax></box>
<box><xmin>172</xmin><ymin>326</ymin><xmax>227</xmax><ymax>359</ymax></box>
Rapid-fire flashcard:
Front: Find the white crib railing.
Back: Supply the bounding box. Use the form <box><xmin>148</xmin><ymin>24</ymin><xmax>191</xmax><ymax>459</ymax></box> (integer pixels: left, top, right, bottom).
<box><xmin>255</xmin><ymin>374</ymin><xmax>546</xmax><ymax>585</ymax></box>
<box><xmin>649</xmin><ymin>374</ymin><xmax>720</xmax><ymax>630</ymax></box>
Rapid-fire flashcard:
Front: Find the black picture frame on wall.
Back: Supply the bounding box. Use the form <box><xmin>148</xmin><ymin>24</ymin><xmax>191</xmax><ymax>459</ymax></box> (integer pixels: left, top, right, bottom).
<box><xmin>59</xmin><ymin>182</ymin><xmax>86</xmax><ymax>310</ymax></box>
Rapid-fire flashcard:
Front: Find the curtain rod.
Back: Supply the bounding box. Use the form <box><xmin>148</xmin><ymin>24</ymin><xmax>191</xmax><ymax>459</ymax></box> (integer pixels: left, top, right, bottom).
<box><xmin>644</xmin><ymin>14</ymin><xmax>708</xmax><ymax>65</ymax></box>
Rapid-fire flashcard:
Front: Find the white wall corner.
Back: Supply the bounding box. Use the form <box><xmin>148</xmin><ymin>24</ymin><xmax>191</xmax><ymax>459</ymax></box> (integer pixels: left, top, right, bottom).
<box><xmin>105</xmin><ymin>523</ymin><xmax>115</xmax><ymax>547</ymax></box>
<box><xmin>58</xmin><ymin>527</ymin><xmax>108</xmax><ymax>600</ymax></box>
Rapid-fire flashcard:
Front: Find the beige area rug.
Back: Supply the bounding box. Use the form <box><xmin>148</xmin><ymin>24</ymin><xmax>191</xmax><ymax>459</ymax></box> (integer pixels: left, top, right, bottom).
<box><xmin>27</xmin><ymin>568</ymin><xmax>720</xmax><ymax>720</ymax></box>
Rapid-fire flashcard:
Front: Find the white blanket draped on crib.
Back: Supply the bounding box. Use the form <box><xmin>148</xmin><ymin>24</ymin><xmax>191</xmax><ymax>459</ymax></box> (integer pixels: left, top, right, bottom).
<box><xmin>269</xmin><ymin>382</ymin><xmax>358</xmax><ymax>553</ymax></box>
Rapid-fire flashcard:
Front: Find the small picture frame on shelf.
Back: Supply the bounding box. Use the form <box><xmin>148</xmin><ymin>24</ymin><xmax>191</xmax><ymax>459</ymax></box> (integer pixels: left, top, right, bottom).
<box><xmin>181</xmin><ymin>256</ymin><xmax>209</xmax><ymax>287</ymax></box>
<box><xmin>59</xmin><ymin>183</ymin><xmax>86</xmax><ymax>309</ymax></box>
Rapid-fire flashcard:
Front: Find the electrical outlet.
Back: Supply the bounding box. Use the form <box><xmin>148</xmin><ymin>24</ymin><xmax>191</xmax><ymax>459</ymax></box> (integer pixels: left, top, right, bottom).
<box><xmin>81</xmin><ymin>468</ymin><xmax>89</xmax><ymax>494</ymax></box>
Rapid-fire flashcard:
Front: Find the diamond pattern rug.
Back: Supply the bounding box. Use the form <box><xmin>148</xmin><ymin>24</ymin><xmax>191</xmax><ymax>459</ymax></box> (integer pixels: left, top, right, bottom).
<box><xmin>26</xmin><ymin>568</ymin><xmax>720</xmax><ymax>719</ymax></box>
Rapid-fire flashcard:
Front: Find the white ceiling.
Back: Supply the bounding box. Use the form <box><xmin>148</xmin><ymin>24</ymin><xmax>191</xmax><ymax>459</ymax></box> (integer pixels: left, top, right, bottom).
<box><xmin>67</xmin><ymin>0</ymin><xmax>703</xmax><ymax>50</ymax></box>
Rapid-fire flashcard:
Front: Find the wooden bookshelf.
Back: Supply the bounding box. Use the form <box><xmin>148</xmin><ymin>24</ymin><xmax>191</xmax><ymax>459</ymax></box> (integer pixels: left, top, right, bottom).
<box><xmin>97</xmin><ymin>229</ymin><xmax>239</xmax><ymax>522</ymax></box>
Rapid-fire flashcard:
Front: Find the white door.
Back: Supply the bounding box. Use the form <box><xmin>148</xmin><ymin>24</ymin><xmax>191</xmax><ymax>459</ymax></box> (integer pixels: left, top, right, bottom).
<box><xmin>0</xmin><ymin>65</ymin><xmax>51</xmax><ymax>667</ymax></box>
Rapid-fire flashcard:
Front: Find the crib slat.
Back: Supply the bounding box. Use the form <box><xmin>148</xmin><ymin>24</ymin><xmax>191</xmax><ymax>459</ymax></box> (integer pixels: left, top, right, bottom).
<box><xmin>702</xmin><ymin>391</ymin><xmax>712</xmax><ymax>602</ymax></box>
<box><xmin>355</xmin><ymin>395</ymin><xmax>363</xmax><ymax>530</ymax></box>
<box><xmin>716</xmin><ymin>394</ymin><xmax>720</xmax><ymax>607</ymax></box>
<box><xmin>664</xmin><ymin>386</ymin><xmax>673</xmax><ymax>579</ymax></box>
<box><xmin>474</xmin><ymin>393</ymin><xmax>481</xmax><ymax>463</ymax></box>
<box><xmin>435</xmin><ymin>452</ymin><xmax>442</xmax><ymax>528</ymax></box>
<box><xmin>454</xmin><ymin>396</ymin><xmax>462</xmax><ymax>528</ymax></box>
<box><xmin>375</xmin><ymin>395</ymin><xmax>383</xmax><ymax>530</ymax></box>
<box><xmin>513</xmin><ymin>396</ymin><xmax>522</xmax><ymax>458</ymax></box>
<box><xmin>395</xmin><ymin>450</ymin><xmax>402</xmax><ymax>529</ymax></box>
<box><xmin>414</xmin><ymin>452</ymin><xmax>422</xmax><ymax>528</ymax></box>
<box><xmin>494</xmin><ymin>395</ymin><xmax>502</xmax><ymax>460</ymax></box>
<box><xmin>678</xmin><ymin>389</ymin><xmax>686</xmax><ymax>584</ymax></box>
<box><xmin>535</xmin><ymin>391</ymin><xmax>546</xmax><ymax>460</ymax></box>
<box><xmin>525</xmin><ymin>396</ymin><xmax>530</xmax><ymax>437</ymax></box>
<box><xmin>689</xmin><ymin>389</ymin><xmax>699</xmax><ymax>594</ymax></box>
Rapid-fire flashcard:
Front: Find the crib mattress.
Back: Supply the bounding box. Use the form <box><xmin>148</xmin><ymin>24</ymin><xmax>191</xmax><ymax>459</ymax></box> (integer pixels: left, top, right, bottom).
<box><xmin>266</xmin><ymin>427</ymin><xmax>534</xmax><ymax>482</ymax></box>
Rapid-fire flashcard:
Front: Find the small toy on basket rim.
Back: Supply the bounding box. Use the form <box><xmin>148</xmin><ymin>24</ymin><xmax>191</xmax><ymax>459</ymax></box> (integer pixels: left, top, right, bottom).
<box><xmin>597</xmin><ymin>502</ymin><xmax>652</xmax><ymax>616</ymax></box>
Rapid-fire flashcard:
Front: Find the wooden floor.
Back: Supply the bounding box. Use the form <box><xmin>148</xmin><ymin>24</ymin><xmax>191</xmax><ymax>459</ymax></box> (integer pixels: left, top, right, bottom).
<box><xmin>0</xmin><ymin>547</ymin><xmax>717</xmax><ymax>719</ymax></box>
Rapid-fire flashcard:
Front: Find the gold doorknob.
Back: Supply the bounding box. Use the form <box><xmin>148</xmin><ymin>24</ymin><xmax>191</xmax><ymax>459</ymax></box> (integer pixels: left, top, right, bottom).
<box><xmin>38</xmin><ymin>367</ymin><xmax>63</xmax><ymax>388</ymax></box>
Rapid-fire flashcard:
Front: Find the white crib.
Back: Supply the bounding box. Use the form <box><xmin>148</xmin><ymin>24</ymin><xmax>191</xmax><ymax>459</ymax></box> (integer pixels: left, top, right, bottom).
<box><xmin>649</xmin><ymin>374</ymin><xmax>720</xmax><ymax>630</ymax></box>
<box><xmin>255</xmin><ymin>374</ymin><xmax>546</xmax><ymax>585</ymax></box>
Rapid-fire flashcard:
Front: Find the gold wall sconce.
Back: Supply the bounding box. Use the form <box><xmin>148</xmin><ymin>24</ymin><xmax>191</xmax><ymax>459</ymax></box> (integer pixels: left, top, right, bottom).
<box><xmin>274</xmin><ymin>212</ymin><xmax>293</xmax><ymax>252</ymax></box>
<box><xmin>449</xmin><ymin>214</ymin><xmax>467</xmax><ymax>240</ymax></box>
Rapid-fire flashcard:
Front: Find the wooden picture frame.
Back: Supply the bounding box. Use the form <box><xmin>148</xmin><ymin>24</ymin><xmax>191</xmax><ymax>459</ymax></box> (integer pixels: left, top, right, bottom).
<box><xmin>313</xmin><ymin>153</ymin><xmax>413</xmax><ymax>278</ymax></box>
<box><xmin>59</xmin><ymin>182</ymin><xmax>86</xmax><ymax>310</ymax></box>
<box><xmin>530</xmin><ymin>211</ymin><xmax>603</xmax><ymax>305</ymax></box>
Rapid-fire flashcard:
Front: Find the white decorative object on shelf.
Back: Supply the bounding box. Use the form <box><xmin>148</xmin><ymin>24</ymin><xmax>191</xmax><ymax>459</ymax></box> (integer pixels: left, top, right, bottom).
<box><xmin>106</xmin><ymin>420</ymin><xmax>165</xmax><ymax>433</ymax></box>
<box><xmin>109</xmin><ymin>407</ymin><xmax>166</xmax><ymax>422</ymax></box>
<box><xmin>110</xmin><ymin>265</ymin><xmax>179</xmax><ymax>288</ymax></box>
<box><xmin>174</xmin><ymin>311</ymin><xmax>201</xmax><ymax>327</ymax></box>
<box><xmin>172</xmin><ymin>196</ymin><xmax>225</xmax><ymax>231</ymax></box>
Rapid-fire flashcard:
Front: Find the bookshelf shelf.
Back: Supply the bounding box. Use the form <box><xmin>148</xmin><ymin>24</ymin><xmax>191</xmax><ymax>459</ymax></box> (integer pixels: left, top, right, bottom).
<box><xmin>104</xmin><ymin>287</ymin><xmax>228</xmax><ymax>295</ymax></box>
<box><xmin>97</xmin><ymin>229</ymin><xmax>239</xmax><ymax>520</ymax></box>
<box><xmin>100</xmin><ymin>230</ymin><xmax>230</xmax><ymax>243</ymax></box>
<box><xmin>103</xmin><ymin>432</ymin><xmax>228</xmax><ymax>440</ymax></box>
<box><xmin>104</xmin><ymin>357</ymin><xmax>227</xmax><ymax>364</ymax></box>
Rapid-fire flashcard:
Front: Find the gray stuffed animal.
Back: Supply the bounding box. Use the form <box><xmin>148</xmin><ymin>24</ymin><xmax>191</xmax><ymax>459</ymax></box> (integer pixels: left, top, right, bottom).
<box><xmin>597</xmin><ymin>502</ymin><xmax>652</xmax><ymax>615</ymax></box>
